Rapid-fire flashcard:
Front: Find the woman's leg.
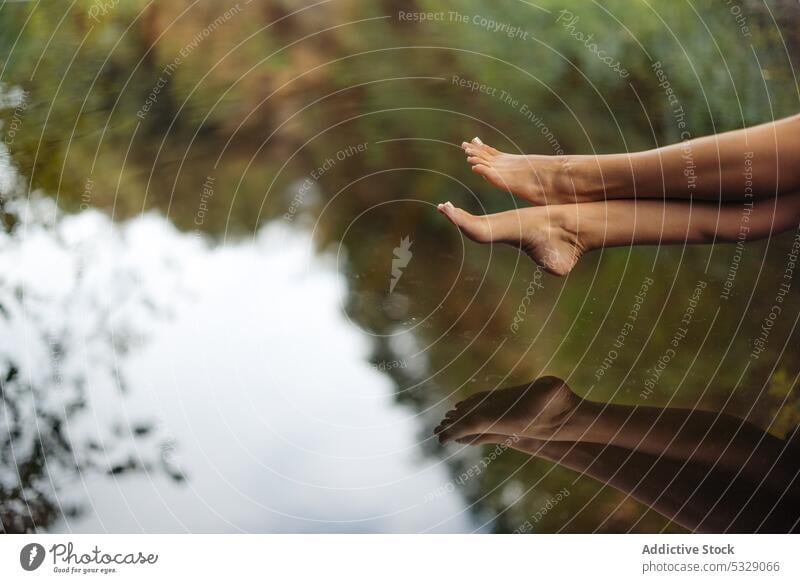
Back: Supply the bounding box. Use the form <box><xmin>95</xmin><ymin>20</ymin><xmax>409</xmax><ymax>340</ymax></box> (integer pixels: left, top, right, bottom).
<box><xmin>437</xmin><ymin>191</ymin><xmax>800</xmax><ymax>276</ymax></box>
<box><xmin>459</xmin><ymin>433</ymin><xmax>800</xmax><ymax>533</ymax></box>
<box><xmin>462</xmin><ymin>114</ymin><xmax>800</xmax><ymax>205</ymax></box>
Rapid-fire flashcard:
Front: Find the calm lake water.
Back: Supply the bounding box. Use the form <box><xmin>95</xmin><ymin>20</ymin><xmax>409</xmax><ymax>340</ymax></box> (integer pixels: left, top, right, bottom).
<box><xmin>2</xmin><ymin>1</ymin><xmax>800</xmax><ymax>533</ymax></box>
<box><xmin>0</xmin><ymin>152</ymin><xmax>479</xmax><ymax>531</ymax></box>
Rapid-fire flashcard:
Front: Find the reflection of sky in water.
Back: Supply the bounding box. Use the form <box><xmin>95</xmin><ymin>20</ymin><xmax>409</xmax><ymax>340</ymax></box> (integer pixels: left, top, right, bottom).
<box><xmin>0</xmin><ymin>144</ymin><xmax>475</xmax><ymax>530</ymax></box>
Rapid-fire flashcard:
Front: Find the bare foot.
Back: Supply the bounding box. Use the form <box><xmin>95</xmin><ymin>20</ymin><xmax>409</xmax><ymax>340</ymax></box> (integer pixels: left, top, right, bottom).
<box><xmin>462</xmin><ymin>137</ymin><xmax>583</xmax><ymax>205</ymax></box>
<box><xmin>434</xmin><ymin>376</ymin><xmax>584</xmax><ymax>444</ymax></box>
<box><xmin>436</xmin><ymin>201</ymin><xmax>585</xmax><ymax>276</ymax></box>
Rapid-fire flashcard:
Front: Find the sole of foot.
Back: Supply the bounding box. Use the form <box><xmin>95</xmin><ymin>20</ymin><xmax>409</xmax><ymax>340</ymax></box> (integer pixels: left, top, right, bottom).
<box><xmin>436</xmin><ymin>202</ymin><xmax>583</xmax><ymax>276</ymax></box>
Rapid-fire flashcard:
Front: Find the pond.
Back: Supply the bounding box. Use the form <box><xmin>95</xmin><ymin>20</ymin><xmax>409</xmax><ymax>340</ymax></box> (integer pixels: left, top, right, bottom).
<box><xmin>2</xmin><ymin>0</ymin><xmax>799</xmax><ymax>533</ymax></box>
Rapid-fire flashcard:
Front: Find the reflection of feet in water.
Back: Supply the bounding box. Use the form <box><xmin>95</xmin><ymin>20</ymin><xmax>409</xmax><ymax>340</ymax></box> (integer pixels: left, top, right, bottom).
<box><xmin>434</xmin><ymin>376</ymin><xmax>583</xmax><ymax>444</ymax></box>
<box><xmin>434</xmin><ymin>376</ymin><xmax>800</xmax><ymax>533</ymax></box>
<box><xmin>447</xmin><ymin>433</ymin><xmax>549</xmax><ymax>454</ymax></box>
<box><xmin>461</xmin><ymin>137</ymin><xmax>578</xmax><ymax>206</ymax></box>
<box><xmin>436</xmin><ymin>202</ymin><xmax>584</xmax><ymax>276</ymax></box>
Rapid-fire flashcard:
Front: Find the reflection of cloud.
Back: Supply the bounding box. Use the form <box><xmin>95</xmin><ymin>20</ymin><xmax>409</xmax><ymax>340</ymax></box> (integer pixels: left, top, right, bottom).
<box><xmin>32</xmin><ymin>218</ymin><xmax>474</xmax><ymax>533</ymax></box>
<box><xmin>1</xmin><ymin>129</ymin><xmax>471</xmax><ymax>532</ymax></box>
<box><xmin>0</xmin><ymin>188</ymin><xmax>185</xmax><ymax>531</ymax></box>
<box><xmin>0</xmin><ymin>149</ymin><xmax>17</xmax><ymax>194</ymax></box>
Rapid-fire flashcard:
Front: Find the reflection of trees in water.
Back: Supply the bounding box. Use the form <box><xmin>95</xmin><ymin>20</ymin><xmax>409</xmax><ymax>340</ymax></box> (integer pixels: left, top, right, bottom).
<box><xmin>2</xmin><ymin>0</ymin><xmax>800</xmax><ymax>532</ymax></box>
<box><xmin>0</xmin><ymin>183</ymin><xmax>184</xmax><ymax>533</ymax></box>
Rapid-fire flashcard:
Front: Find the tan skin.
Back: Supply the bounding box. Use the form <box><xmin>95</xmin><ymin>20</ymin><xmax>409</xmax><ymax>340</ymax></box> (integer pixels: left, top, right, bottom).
<box><xmin>434</xmin><ymin>377</ymin><xmax>800</xmax><ymax>533</ymax></box>
<box><xmin>432</xmin><ymin>119</ymin><xmax>800</xmax><ymax>530</ymax></box>
<box><xmin>439</xmin><ymin>115</ymin><xmax>800</xmax><ymax>276</ymax></box>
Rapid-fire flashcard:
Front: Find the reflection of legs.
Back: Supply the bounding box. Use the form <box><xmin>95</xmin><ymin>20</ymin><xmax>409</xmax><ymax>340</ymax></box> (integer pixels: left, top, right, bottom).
<box><xmin>555</xmin><ymin>401</ymin><xmax>796</xmax><ymax>485</ymax></box>
<box><xmin>461</xmin><ymin>114</ymin><xmax>800</xmax><ymax>205</ymax></box>
<box><xmin>437</xmin><ymin>191</ymin><xmax>800</xmax><ymax>276</ymax></box>
<box><xmin>463</xmin><ymin>434</ymin><xmax>800</xmax><ymax>533</ymax></box>
<box><xmin>436</xmin><ymin>377</ymin><xmax>795</xmax><ymax>484</ymax></box>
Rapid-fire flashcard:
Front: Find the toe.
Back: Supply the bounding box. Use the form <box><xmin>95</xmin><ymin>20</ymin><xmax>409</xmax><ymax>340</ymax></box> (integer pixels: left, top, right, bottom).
<box><xmin>471</xmin><ymin>163</ymin><xmax>502</xmax><ymax>185</ymax></box>
<box><xmin>438</xmin><ymin>203</ymin><xmax>522</xmax><ymax>245</ymax></box>
<box><xmin>466</xmin><ymin>155</ymin><xmax>489</xmax><ymax>166</ymax></box>
<box><xmin>437</xmin><ymin>203</ymin><xmax>490</xmax><ymax>243</ymax></box>
<box><xmin>470</xmin><ymin>138</ymin><xmax>499</xmax><ymax>157</ymax></box>
<box><xmin>438</xmin><ymin>417</ymin><xmax>486</xmax><ymax>444</ymax></box>
<box><xmin>435</xmin><ymin>416</ymin><xmax>456</xmax><ymax>431</ymax></box>
<box><xmin>464</xmin><ymin>147</ymin><xmax>489</xmax><ymax>159</ymax></box>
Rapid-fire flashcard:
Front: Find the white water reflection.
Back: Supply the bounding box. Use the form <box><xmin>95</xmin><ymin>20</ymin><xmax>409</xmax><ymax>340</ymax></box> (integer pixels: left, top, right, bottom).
<box><xmin>0</xmin><ymin>186</ymin><xmax>475</xmax><ymax>531</ymax></box>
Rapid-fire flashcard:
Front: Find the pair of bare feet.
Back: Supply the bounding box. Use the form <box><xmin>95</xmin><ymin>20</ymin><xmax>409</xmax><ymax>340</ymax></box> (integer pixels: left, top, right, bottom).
<box><xmin>434</xmin><ymin>376</ymin><xmax>583</xmax><ymax>447</ymax></box>
<box><xmin>437</xmin><ymin>138</ymin><xmax>590</xmax><ymax>276</ymax></box>
<box><xmin>439</xmin><ymin>115</ymin><xmax>800</xmax><ymax>275</ymax></box>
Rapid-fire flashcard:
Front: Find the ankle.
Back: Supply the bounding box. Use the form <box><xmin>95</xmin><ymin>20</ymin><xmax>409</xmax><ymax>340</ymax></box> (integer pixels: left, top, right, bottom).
<box><xmin>566</xmin><ymin>154</ymin><xmax>633</xmax><ymax>202</ymax></box>
<box><xmin>554</xmin><ymin>398</ymin><xmax>600</xmax><ymax>440</ymax></box>
<box><xmin>522</xmin><ymin>205</ymin><xmax>586</xmax><ymax>276</ymax></box>
<box><xmin>561</xmin><ymin>201</ymin><xmax>611</xmax><ymax>256</ymax></box>
<box><xmin>551</xmin><ymin>204</ymin><xmax>587</xmax><ymax>253</ymax></box>
<box><xmin>550</xmin><ymin>155</ymin><xmax>587</xmax><ymax>203</ymax></box>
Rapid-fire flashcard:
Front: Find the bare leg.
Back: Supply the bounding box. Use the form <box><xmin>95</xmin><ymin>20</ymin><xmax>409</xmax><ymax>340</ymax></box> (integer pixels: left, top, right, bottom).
<box><xmin>435</xmin><ymin>377</ymin><xmax>795</xmax><ymax>483</ymax></box>
<box><xmin>462</xmin><ymin>114</ymin><xmax>800</xmax><ymax>205</ymax></box>
<box><xmin>437</xmin><ymin>191</ymin><xmax>800</xmax><ymax>276</ymax></box>
<box><xmin>459</xmin><ymin>434</ymin><xmax>800</xmax><ymax>533</ymax></box>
